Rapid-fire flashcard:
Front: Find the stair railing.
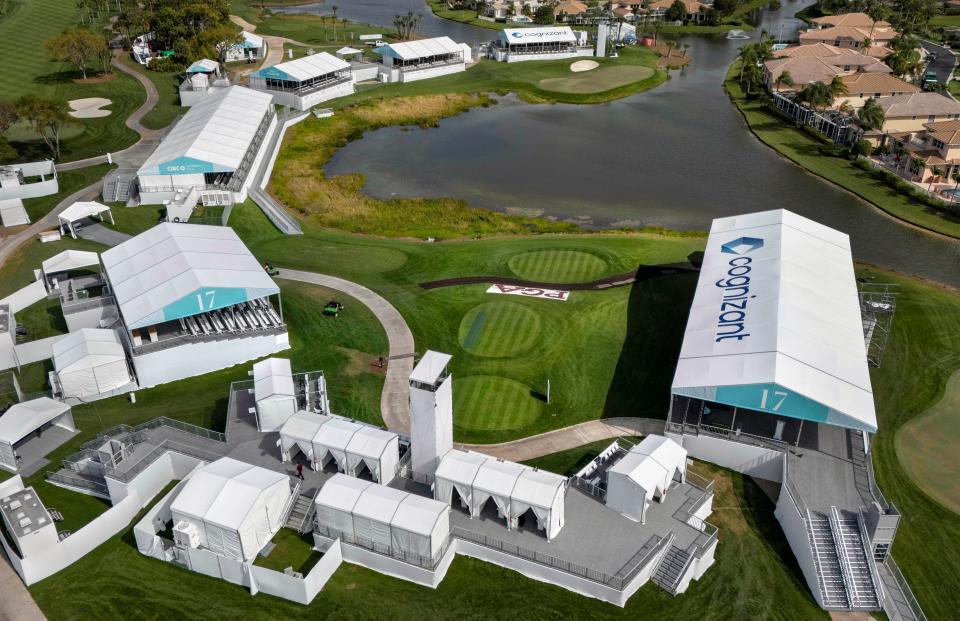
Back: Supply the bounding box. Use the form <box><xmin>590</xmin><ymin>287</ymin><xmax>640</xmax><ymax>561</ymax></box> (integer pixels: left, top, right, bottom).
<box><xmin>828</xmin><ymin>507</ymin><xmax>856</xmax><ymax>609</ymax></box>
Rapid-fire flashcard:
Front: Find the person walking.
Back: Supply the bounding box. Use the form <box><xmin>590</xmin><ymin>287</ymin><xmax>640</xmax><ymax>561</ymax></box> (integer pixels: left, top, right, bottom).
<box><xmin>296</xmin><ymin>462</ymin><xmax>304</xmax><ymax>480</ymax></box>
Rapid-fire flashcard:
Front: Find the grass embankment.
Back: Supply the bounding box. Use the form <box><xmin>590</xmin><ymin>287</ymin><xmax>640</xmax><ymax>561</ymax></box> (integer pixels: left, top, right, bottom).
<box><xmin>114</xmin><ymin>54</ymin><xmax>182</xmax><ymax>131</ymax></box>
<box><xmin>427</xmin><ymin>0</ymin><xmax>510</xmax><ymax>31</ymax></box>
<box><xmin>0</xmin><ymin>0</ymin><xmax>142</xmax><ymax>163</ymax></box>
<box><xmin>724</xmin><ymin>61</ymin><xmax>960</xmax><ymax>239</ymax></box>
<box><xmin>254</xmin><ymin>529</ymin><xmax>324</xmax><ymax>574</ymax></box>
<box><xmin>230</xmin><ymin>0</ymin><xmax>390</xmax><ymax>46</ymax></box>
<box><xmin>18</xmin><ymin>163</ymin><xmax>115</xmax><ymax>223</ymax></box>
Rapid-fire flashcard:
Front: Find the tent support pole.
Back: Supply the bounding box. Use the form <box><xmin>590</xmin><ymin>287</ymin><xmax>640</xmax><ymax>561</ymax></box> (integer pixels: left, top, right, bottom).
<box><xmin>278</xmin><ymin>292</ymin><xmax>283</xmax><ymax>324</ymax></box>
<box><xmin>730</xmin><ymin>408</ymin><xmax>737</xmax><ymax>434</ymax></box>
<box><xmin>796</xmin><ymin>419</ymin><xmax>804</xmax><ymax>446</ymax></box>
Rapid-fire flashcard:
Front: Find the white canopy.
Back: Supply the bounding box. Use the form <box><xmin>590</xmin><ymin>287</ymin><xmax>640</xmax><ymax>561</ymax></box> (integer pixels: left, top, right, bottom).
<box><xmin>170</xmin><ymin>457</ymin><xmax>291</xmax><ymax>562</ymax></box>
<box><xmin>435</xmin><ymin>449</ymin><xmax>568</xmax><ymax>540</ymax></box>
<box><xmin>315</xmin><ymin>474</ymin><xmax>450</xmax><ymax>561</ymax></box>
<box><xmin>252</xmin><ymin>357</ymin><xmax>296</xmax><ymax>432</ymax></box>
<box><xmin>499</xmin><ymin>27</ymin><xmax>577</xmax><ymax>45</ymax></box>
<box><xmin>186</xmin><ymin>59</ymin><xmax>219</xmax><ymax>73</ymax></box>
<box><xmin>254</xmin><ymin>52</ymin><xmax>349</xmax><ymax>82</ymax></box>
<box><xmin>137</xmin><ymin>86</ymin><xmax>273</xmax><ymax>177</ymax></box>
<box><xmin>336</xmin><ymin>46</ymin><xmax>362</xmax><ymax>57</ymax></box>
<box><xmin>606</xmin><ymin>435</ymin><xmax>687</xmax><ymax>523</ymax></box>
<box><xmin>101</xmin><ymin>222</ymin><xmax>280</xmax><ymax>329</ymax></box>
<box><xmin>58</xmin><ymin>202</ymin><xmax>113</xmax><ymax>239</ymax></box>
<box><xmin>278</xmin><ymin>412</ymin><xmax>400</xmax><ymax>484</ymax></box>
<box><xmin>671</xmin><ymin>209</ymin><xmax>877</xmax><ymax>433</ymax></box>
<box><xmin>0</xmin><ymin>398</ymin><xmax>74</xmax><ymax>471</ymax></box>
<box><xmin>52</xmin><ymin>328</ymin><xmax>131</xmax><ymax>399</ymax></box>
<box><xmin>382</xmin><ymin>37</ymin><xmax>462</xmax><ymax>61</ymax></box>
<box><xmin>41</xmin><ymin>250</ymin><xmax>99</xmax><ymax>277</ymax></box>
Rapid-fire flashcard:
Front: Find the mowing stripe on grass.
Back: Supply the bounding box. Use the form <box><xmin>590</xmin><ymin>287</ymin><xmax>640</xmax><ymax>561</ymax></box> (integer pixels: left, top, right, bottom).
<box><xmin>507</xmin><ymin>250</ymin><xmax>608</xmax><ymax>284</ymax></box>
<box><xmin>462</xmin><ymin>309</ymin><xmax>486</xmax><ymax>350</ymax></box>
<box><xmin>458</xmin><ymin>301</ymin><xmax>542</xmax><ymax>358</ymax></box>
<box><xmin>453</xmin><ymin>375</ymin><xmax>542</xmax><ymax>431</ymax></box>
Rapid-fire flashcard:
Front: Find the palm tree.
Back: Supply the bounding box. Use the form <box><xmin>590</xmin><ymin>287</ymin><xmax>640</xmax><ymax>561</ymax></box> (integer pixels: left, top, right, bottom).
<box><xmin>858</xmin><ymin>97</ymin><xmax>885</xmax><ymax>131</ymax></box>
<box><xmin>950</xmin><ymin>168</ymin><xmax>960</xmax><ymax>201</ymax></box>
<box><xmin>866</xmin><ymin>0</ymin><xmax>887</xmax><ymax>41</ymax></box>
<box><xmin>828</xmin><ymin>76</ymin><xmax>849</xmax><ymax>102</ymax></box>
<box><xmin>774</xmin><ymin>69</ymin><xmax>794</xmax><ymax>92</ymax></box>
<box><xmin>928</xmin><ymin>165</ymin><xmax>944</xmax><ymax>192</ymax></box>
<box><xmin>331</xmin><ymin>5</ymin><xmax>339</xmax><ymax>41</ymax></box>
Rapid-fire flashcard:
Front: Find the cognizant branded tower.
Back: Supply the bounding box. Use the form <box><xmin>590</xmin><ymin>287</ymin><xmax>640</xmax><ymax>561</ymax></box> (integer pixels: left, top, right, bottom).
<box><xmin>409</xmin><ymin>351</ymin><xmax>453</xmax><ymax>475</ymax></box>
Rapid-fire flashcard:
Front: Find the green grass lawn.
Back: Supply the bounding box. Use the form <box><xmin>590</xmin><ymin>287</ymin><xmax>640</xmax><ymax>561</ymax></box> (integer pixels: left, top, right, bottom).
<box><xmin>0</xmin><ymin>0</ymin><xmax>142</xmax><ymax>163</ymax></box>
<box><xmin>457</xmin><ymin>301</ymin><xmax>543</xmax><ymax>357</ymax></box>
<box><xmin>14</xmin><ymin>297</ymin><xmax>67</xmax><ymax>341</ymax></box>
<box><xmin>114</xmin><ymin>54</ymin><xmax>183</xmax><ymax>131</ymax></box>
<box><xmin>507</xmin><ymin>249</ymin><xmax>610</xmax><ymax>282</ymax></box>
<box><xmin>725</xmin><ymin>61</ymin><xmax>960</xmax><ymax>240</ymax></box>
<box><xmin>21</xmin><ymin>163</ymin><xmax>115</xmax><ymax>222</ymax></box>
<box><xmin>254</xmin><ymin>529</ymin><xmax>324</xmax><ymax>574</ymax></box>
<box><xmin>930</xmin><ymin>15</ymin><xmax>960</xmax><ymax>27</ymax></box>
<box><xmin>426</xmin><ymin>0</ymin><xmax>510</xmax><ymax>31</ymax></box>
<box><xmin>453</xmin><ymin>375</ymin><xmax>543</xmax><ymax>431</ymax></box>
<box><xmin>229</xmin><ymin>0</ymin><xmax>391</xmax><ymax>45</ymax></box>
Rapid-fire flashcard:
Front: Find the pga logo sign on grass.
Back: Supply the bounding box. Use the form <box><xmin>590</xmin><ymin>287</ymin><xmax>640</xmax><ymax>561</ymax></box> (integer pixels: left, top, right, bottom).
<box><xmin>487</xmin><ymin>284</ymin><xmax>570</xmax><ymax>302</ymax></box>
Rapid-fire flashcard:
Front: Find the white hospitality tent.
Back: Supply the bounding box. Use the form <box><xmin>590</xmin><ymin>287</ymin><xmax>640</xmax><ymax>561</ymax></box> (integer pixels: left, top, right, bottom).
<box><xmin>186</xmin><ymin>58</ymin><xmax>219</xmax><ymax>74</ymax></box>
<box><xmin>510</xmin><ymin>468</ymin><xmax>566</xmax><ymax>540</ymax></box>
<box><xmin>471</xmin><ymin>458</ymin><xmax>525</xmax><ymax>522</ymax></box>
<box><xmin>315</xmin><ymin>474</ymin><xmax>450</xmax><ymax>562</ymax></box>
<box><xmin>605</xmin><ymin>435</ymin><xmax>687</xmax><ymax>523</ymax></box>
<box><xmin>278</xmin><ymin>412</ymin><xmax>400</xmax><ymax>484</ymax></box>
<box><xmin>57</xmin><ymin>201</ymin><xmax>114</xmax><ymax>239</ymax></box>
<box><xmin>253</xmin><ymin>52</ymin><xmax>350</xmax><ymax>83</ymax></box>
<box><xmin>381</xmin><ymin>37</ymin><xmax>464</xmax><ymax>63</ymax></box>
<box><xmin>100</xmin><ymin>222</ymin><xmax>280</xmax><ymax>330</ymax></box>
<box><xmin>170</xmin><ymin>457</ymin><xmax>292</xmax><ymax>562</ymax></box>
<box><xmin>433</xmin><ymin>448</ymin><xmax>488</xmax><ymax>509</ymax></box>
<box><xmin>671</xmin><ymin>209</ymin><xmax>878</xmax><ymax>434</ymax></box>
<box><xmin>52</xmin><ymin>328</ymin><xmax>131</xmax><ymax>400</ymax></box>
<box><xmin>335</xmin><ymin>46</ymin><xmax>363</xmax><ymax>61</ymax></box>
<box><xmin>252</xmin><ymin>357</ymin><xmax>296</xmax><ymax>432</ymax></box>
<box><xmin>40</xmin><ymin>250</ymin><xmax>99</xmax><ymax>289</ymax></box>
<box><xmin>0</xmin><ymin>398</ymin><xmax>74</xmax><ymax>471</ymax></box>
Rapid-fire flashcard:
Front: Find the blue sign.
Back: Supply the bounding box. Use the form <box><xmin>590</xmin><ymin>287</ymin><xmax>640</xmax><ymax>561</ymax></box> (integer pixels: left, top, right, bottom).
<box><xmin>161</xmin><ymin>287</ymin><xmax>252</xmax><ymax>323</ymax></box>
<box><xmin>254</xmin><ymin>66</ymin><xmax>293</xmax><ymax>81</ymax></box>
<box><xmin>721</xmin><ymin>237</ymin><xmax>764</xmax><ymax>255</ymax></box>
<box><xmin>715</xmin><ymin>383</ymin><xmax>830</xmax><ymax>423</ymax></box>
<box><xmin>158</xmin><ymin>156</ymin><xmax>216</xmax><ymax>175</ymax></box>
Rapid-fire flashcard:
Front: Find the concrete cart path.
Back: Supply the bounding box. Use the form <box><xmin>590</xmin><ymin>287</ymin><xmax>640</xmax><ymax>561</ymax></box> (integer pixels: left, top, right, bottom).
<box><xmin>463</xmin><ymin>417</ymin><xmax>666</xmax><ymax>462</ymax></box>
<box><xmin>0</xmin><ymin>548</ymin><xmax>46</xmax><ymax>621</ymax></box>
<box><xmin>229</xmin><ymin>15</ymin><xmax>312</xmax><ymax>81</ymax></box>
<box><xmin>275</xmin><ymin>269</ymin><xmax>414</xmax><ymax>434</ymax></box>
<box><xmin>77</xmin><ymin>223</ymin><xmax>132</xmax><ymax>246</ymax></box>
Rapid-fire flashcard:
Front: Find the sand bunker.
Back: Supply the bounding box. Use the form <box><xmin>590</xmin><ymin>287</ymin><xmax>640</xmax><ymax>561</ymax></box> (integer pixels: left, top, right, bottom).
<box><xmin>570</xmin><ymin>60</ymin><xmax>599</xmax><ymax>73</ymax></box>
<box><xmin>68</xmin><ymin>98</ymin><xmax>112</xmax><ymax>119</ymax></box>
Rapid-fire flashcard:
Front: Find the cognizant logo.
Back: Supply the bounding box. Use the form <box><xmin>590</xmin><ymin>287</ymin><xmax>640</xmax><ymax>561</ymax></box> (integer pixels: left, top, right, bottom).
<box><xmin>714</xmin><ymin>237</ymin><xmax>763</xmax><ymax>342</ymax></box>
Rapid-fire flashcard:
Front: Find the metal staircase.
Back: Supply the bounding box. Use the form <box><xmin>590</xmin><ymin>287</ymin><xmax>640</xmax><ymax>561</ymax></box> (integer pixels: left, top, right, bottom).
<box><xmin>652</xmin><ymin>543</ymin><xmax>692</xmax><ymax>594</ymax></box>
<box><xmin>284</xmin><ymin>492</ymin><xmax>317</xmax><ymax>534</ymax></box>
<box><xmin>807</xmin><ymin>510</ymin><xmax>849</xmax><ymax>608</ymax></box>
<box><xmin>831</xmin><ymin>508</ymin><xmax>883</xmax><ymax>610</ymax></box>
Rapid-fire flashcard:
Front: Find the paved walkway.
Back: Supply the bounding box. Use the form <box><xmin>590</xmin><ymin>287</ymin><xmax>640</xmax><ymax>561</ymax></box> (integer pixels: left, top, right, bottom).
<box><xmin>463</xmin><ymin>417</ymin><xmax>666</xmax><ymax>462</ymax></box>
<box><xmin>275</xmin><ymin>269</ymin><xmax>415</xmax><ymax>433</ymax></box>
<box><xmin>77</xmin><ymin>223</ymin><xmax>132</xmax><ymax>246</ymax></box>
<box><xmin>229</xmin><ymin>15</ymin><xmax>311</xmax><ymax>81</ymax></box>
<box><xmin>0</xmin><ymin>547</ymin><xmax>45</xmax><ymax>621</ymax></box>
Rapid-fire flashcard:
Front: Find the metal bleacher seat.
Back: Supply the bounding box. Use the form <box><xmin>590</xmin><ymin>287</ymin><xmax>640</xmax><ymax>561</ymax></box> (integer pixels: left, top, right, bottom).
<box><xmin>179</xmin><ymin>318</ymin><xmax>188</xmax><ymax>334</ymax></box>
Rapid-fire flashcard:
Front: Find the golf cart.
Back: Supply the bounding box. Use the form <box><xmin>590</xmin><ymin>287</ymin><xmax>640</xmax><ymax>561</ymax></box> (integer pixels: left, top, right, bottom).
<box><xmin>323</xmin><ymin>300</ymin><xmax>344</xmax><ymax>316</ymax></box>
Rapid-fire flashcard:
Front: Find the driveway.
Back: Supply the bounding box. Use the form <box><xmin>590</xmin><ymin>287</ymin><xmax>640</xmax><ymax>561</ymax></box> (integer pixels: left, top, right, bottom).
<box><xmin>921</xmin><ymin>40</ymin><xmax>956</xmax><ymax>84</ymax></box>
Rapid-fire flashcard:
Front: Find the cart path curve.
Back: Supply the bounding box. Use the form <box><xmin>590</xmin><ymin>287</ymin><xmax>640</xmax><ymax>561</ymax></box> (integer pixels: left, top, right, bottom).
<box><xmin>462</xmin><ymin>417</ymin><xmax>666</xmax><ymax>462</ymax></box>
<box><xmin>229</xmin><ymin>15</ymin><xmax>312</xmax><ymax>81</ymax></box>
<box><xmin>275</xmin><ymin>269</ymin><xmax>414</xmax><ymax>434</ymax></box>
<box><xmin>0</xmin><ymin>547</ymin><xmax>46</xmax><ymax>621</ymax></box>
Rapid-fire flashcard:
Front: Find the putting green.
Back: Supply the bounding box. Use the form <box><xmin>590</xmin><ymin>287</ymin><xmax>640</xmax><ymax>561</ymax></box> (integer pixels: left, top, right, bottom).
<box><xmin>537</xmin><ymin>65</ymin><xmax>656</xmax><ymax>94</ymax></box>
<box><xmin>896</xmin><ymin>369</ymin><xmax>960</xmax><ymax>514</ymax></box>
<box><xmin>458</xmin><ymin>301</ymin><xmax>542</xmax><ymax>358</ymax></box>
<box><xmin>453</xmin><ymin>375</ymin><xmax>543</xmax><ymax>430</ymax></box>
<box><xmin>508</xmin><ymin>249</ymin><xmax>608</xmax><ymax>283</ymax></box>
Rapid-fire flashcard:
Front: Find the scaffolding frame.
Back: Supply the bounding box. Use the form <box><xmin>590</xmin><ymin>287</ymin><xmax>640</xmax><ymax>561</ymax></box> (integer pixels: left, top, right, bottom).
<box><xmin>859</xmin><ymin>282</ymin><xmax>899</xmax><ymax>368</ymax></box>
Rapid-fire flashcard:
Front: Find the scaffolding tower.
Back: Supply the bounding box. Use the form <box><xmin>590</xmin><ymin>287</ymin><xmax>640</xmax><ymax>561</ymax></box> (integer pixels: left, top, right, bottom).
<box><xmin>859</xmin><ymin>283</ymin><xmax>898</xmax><ymax>368</ymax></box>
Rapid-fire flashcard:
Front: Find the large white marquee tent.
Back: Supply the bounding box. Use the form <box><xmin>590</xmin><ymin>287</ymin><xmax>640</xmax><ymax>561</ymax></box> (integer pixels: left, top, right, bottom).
<box><xmin>253</xmin><ymin>357</ymin><xmax>296</xmax><ymax>432</ymax></box>
<box><xmin>0</xmin><ymin>398</ymin><xmax>74</xmax><ymax>471</ymax></box>
<box><xmin>278</xmin><ymin>412</ymin><xmax>399</xmax><ymax>484</ymax></box>
<box><xmin>52</xmin><ymin>328</ymin><xmax>131</xmax><ymax>399</ymax></box>
<box><xmin>605</xmin><ymin>435</ymin><xmax>687</xmax><ymax>523</ymax></box>
<box><xmin>671</xmin><ymin>209</ymin><xmax>878</xmax><ymax>434</ymax></box>
<box><xmin>170</xmin><ymin>457</ymin><xmax>292</xmax><ymax>562</ymax></box>
<box><xmin>434</xmin><ymin>449</ymin><xmax>567</xmax><ymax>540</ymax></box>
<box><xmin>315</xmin><ymin>474</ymin><xmax>449</xmax><ymax>562</ymax></box>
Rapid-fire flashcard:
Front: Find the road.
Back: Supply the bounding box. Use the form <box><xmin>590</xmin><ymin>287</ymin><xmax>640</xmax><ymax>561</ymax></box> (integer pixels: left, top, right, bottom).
<box><xmin>921</xmin><ymin>40</ymin><xmax>957</xmax><ymax>85</ymax></box>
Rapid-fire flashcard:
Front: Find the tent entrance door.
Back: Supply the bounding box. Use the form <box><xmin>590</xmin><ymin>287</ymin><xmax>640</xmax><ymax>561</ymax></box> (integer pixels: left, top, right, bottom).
<box><xmin>773</xmin><ymin>420</ymin><xmax>786</xmax><ymax>441</ymax></box>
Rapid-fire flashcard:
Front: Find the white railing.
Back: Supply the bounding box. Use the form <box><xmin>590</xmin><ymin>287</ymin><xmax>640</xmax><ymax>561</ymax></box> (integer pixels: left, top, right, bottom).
<box><xmin>828</xmin><ymin>507</ymin><xmax>856</xmax><ymax>609</ymax></box>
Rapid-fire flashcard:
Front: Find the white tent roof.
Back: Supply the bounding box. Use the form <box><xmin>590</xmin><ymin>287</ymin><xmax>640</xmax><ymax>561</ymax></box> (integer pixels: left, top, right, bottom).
<box><xmin>255</xmin><ymin>52</ymin><xmax>349</xmax><ymax>82</ymax></box>
<box><xmin>58</xmin><ymin>201</ymin><xmax>111</xmax><ymax>225</ymax></box>
<box><xmin>239</xmin><ymin>31</ymin><xmax>263</xmax><ymax>48</ymax></box>
<box><xmin>631</xmin><ymin>435</ymin><xmax>687</xmax><ymax>471</ymax></box>
<box><xmin>52</xmin><ymin>328</ymin><xmax>125</xmax><ymax>374</ymax></box>
<box><xmin>346</xmin><ymin>425</ymin><xmax>397</xmax><ymax>460</ymax></box>
<box><xmin>187</xmin><ymin>59</ymin><xmax>219</xmax><ymax>73</ymax></box>
<box><xmin>382</xmin><ymin>37</ymin><xmax>462</xmax><ymax>60</ymax></box>
<box><xmin>671</xmin><ymin>209</ymin><xmax>877</xmax><ymax>433</ymax></box>
<box><xmin>473</xmin><ymin>459</ymin><xmax>525</xmax><ymax>496</ymax></box>
<box><xmin>609</xmin><ymin>436</ymin><xmax>686</xmax><ymax>493</ymax></box>
<box><xmin>101</xmin><ymin>222</ymin><xmax>279</xmax><ymax>329</ymax></box>
<box><xmin>511</xmin><ymin>468</ymin><xmax>566</xmax><ymax>510</ymax></box>
<box><xmin>318</xmin><ymin>417</ymin><xmax>362</xmax><ymax>451</ymax></box>
<box><xmin>315</xmin><ymin>474</ymin><xmax>373</xmax><ymax>513</ymax></box>
<box><xmin>0</xmin><ymin>199</ymin><xmax>28</xmax><ymax>227</ymax></box>
<box><xmin>170</xmin><ymin>457</ymin><xmax>288</xmax><ymax>530</ymax></box>
<box><xmin>434</xmin><ymin>449</ymin><xmax>488</xmax><ymax>486</ymax></box>
<box><xmin>336</xmin><ymin>46</ymin><xmax>362</xmax><ymax>55</ymax></box>
<box><xmin>351</xmin><ymin>482</ymin><xmax>406</xmax><ymax>522</ymax></box>
<box><xmin>138</xmin><ymin>86</ymin><xmax>273</xmax><ymax>176</ymax></box>
<box><xmin>410</xmin><ymin>351</ymin><xmax>451</xmax><ymax>385</ymax></box>
<box><xmin>41</xmin><ymin>250</ymin><xmax>99</xmax><ymax>275</ymax></box>
<box><xmin>280</xmin><ymin>412</ymin><xmax>331</xmax><ymax>442</ymax></box>
<box><xmin>0</xmin><ymin>398</ymin><xmax>70</xmax><ymax>445</ymax></box>
<box><xmin>499</xmin><ymin>27</ymin><xmax>577</xmax><ymax>44</ymax></box>
<box><xmin>253</xmin><ymin>357</ymin><xmax>294</xmax><ymax>401</ymax></box>
<box><xmin>392</xmin><ymin>493</ymin><xmax>447</xmax><ymax>536</ymax></box>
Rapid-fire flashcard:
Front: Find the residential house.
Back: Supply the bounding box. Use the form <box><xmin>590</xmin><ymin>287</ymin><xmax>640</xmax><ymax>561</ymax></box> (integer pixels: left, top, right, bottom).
<box><xmin>809</xmin><ymin>12</ymin><xmax>892</xmax><ymax>30</ymax></box>
<box><xmin>835</xmin><ymin>72</ymin><xmax>920</xmax><ymax>108</ymax></box>
<box><xmin>888</xmin><ymin>120</ymin><xmax>960</xmax><ymax>184</ymax></box>
<box><xmin>554</xmin><ymin>0</ymin><xmax>589</xmax><ymax>21</ymax></box>
<box><xmin>876</xmin><ymin>92</ymin><xmax>960</xmax><ymax>132</ymax></box>
<box><xmin>647</xmin><ymin>0</ymin><xmax>708</xmax><ymax>23</ymax></box>
<box><xmin>799</xmin><ymin>24</ymin><xmax>897</xmax><ymax>49</ymax></box>
<box><xmin>763</xmin><ymin>50</ymin><xmax>890</xmax><ymax>92</ymax></box>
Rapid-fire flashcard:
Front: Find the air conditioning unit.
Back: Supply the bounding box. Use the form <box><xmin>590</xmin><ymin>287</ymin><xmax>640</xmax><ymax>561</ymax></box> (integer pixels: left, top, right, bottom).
<box><xmin>173</xmin><ymin>521</ymin><xmax>199</xmax><ymax>548</ymax></box>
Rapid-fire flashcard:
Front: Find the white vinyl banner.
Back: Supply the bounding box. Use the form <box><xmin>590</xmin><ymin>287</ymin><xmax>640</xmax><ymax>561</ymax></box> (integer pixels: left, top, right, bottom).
<box><xmin>486</xmin><ymin>284</ymin><xmax>569</xmax><ymax>302</ymax></box>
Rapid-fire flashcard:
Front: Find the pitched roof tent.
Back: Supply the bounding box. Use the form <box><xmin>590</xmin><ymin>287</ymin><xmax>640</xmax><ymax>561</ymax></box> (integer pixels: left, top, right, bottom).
<box><xmin>670</xmin><ymin>209</ymin><xmax>878</xmax><ymax>433</ymax></box>
<box><xmin>138</xmin><ymin>86</ymin><xmax>274</xmax><ymax>177</ymax></box>
<box><xmin>41</xmin><ymin>250</ymin><xmax>99</xmax><ymax>277</ymax></box>
<box><xmin>251</xmin><ymin>52</ymin><xmax>350</xmax><ymax>82</ymax></box>
<box><xmin>101</xmin><ymin>222</ymin><xmax>279</xmax><ymax>329</ymax></box>
<box><xmin>0</xmin><ymin>398</ymin><xmax>74</xmax><ymax>471</ymax></box>
<box><xmin>186</xmin><ymin>59</ymin><xmax>219</xmax><ymax>74</ymax></box>
<box><xmin>499</xmin><ymin>26</ymin><xmax>577</xmax><ymax>45</ymax></box>
<box><xmin>58</xmin><ymin>201</ymin><xmax>114</xmax><ymax>239</ymax></box>
<box><xmin>52</xmin><ymin>328</ymin><xmax>131</xmax><ymax>399</ymax></box>
<box><xmin>380</xmin><ymin>36</ymin><xmax>463</xmax><ymax>60</ymax></box>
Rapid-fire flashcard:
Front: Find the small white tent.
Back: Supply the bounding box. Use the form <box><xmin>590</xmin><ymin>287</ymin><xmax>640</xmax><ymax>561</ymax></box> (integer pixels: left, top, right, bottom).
<box><xmin>57</xmin><ymin>201</ymin><xmax>114</xmax><ymax>239</ymax></box>
<box><xmin>510</xmin><ymin>468</ymin><xmax>566</xmax><ymax>541</ymax></box>
<box><xmin>471</xmin><ymin>458</ymin><xmax>525</xmax><ymax>522</ymax></box>
<box><xmin>252</xmin><ymin>357</ymin><xmax>296</xmax><ymax>432</ymax></box>
<box><xmin>52</xmin><ymin>328</ymin><xmax>131</xmax><ymax>399</ymax></box>
<box><xmin>434</xmin><ymin>448</ymin><xmax>487</xmax><ymax>509</ymax></box>
<box><xmin>605</xmin><ymin>435</ymin><xmax>687</xmax><ymax>523</ymax></box>
<box><xmin>0</xmin><ymin>398</ymin><xmax>74</xmax><ymax>471</ymax></box>
<box><xmin>40</xmin><ymin>250</ymin><xmax>99</xmax><ymax>289</ymax></box>
<box><xmin>314</xmin><ymin>474</ymin><xmax>450</xmax><ymax>563</ymax></box>
<box><xmin>170</xmin><ymin>457</ymin><xmax>292</xmax><ymax>562</ymax></box>
<box><xmin>278</xmin><ymin>412</ymin><xmax>400</xmax><ymax>484</ymax></box>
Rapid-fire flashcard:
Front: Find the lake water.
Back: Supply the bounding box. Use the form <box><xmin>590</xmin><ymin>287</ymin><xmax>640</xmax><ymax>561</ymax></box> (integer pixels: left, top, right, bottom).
<box><xmin>282</xmin><ymin>0</ymin><xmax>960</xmax><ymax>287</ymax></box>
